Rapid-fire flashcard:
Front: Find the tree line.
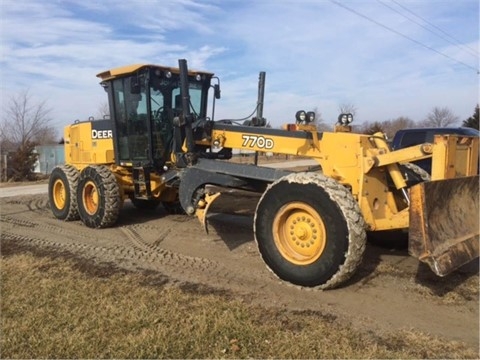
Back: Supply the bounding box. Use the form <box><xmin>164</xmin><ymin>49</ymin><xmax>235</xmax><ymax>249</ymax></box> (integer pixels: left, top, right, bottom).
<box><xmin>315</xmin><ymin>102</ymin><xmax>479</xmax><ymax>139</ymax></box>
<box><xmin>355</xmin><ymin>105</ymin><xmax>479</xmax><ymax>139</ymax></box>
<box><xmin>0</xmin><ymin>90</ymin><xmax>479</xmax><ymax>181</ymax></box>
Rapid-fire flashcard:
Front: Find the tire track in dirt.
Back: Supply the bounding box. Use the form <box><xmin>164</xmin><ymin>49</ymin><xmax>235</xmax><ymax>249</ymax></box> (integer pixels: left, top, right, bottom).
<box><xmin>1</xmin><ymin>224</ymin><xmax>268</xmax><ymax>295</ymax></box>
<box><xmin>1</xmin><ymin>205</ymin><xmax>260</xmax><ymax>292</ymax></box>
<box><xmin>0</xmin><ymin>195</ymin><xmax>259</xmax><ymax>290</ymax></box>
<box><xmin>1</xmin><ymin>194</ymin><xmax>478</xmax><ymax>348</ymax></box>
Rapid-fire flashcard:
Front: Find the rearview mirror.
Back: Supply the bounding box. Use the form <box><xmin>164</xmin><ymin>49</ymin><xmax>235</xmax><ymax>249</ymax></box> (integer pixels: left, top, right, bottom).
<box><xmin>214</xmin><ymin>84</ymin><xmax>221</xmax><ymax>99</ymax></box>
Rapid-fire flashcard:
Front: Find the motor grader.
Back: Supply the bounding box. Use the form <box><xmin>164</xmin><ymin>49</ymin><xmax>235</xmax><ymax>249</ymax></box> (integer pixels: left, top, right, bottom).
<box><xmin>49</xmin><ymin>59</ymin><xmax>479</xmax><ymax>289</ymax></box>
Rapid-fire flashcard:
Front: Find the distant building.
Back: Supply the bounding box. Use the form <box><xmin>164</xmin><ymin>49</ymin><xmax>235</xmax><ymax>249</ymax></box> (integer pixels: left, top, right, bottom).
<box><xmin>33</xmin><ymin>145</ymin><xmax>64</xmax><ymax>174</ymax></box>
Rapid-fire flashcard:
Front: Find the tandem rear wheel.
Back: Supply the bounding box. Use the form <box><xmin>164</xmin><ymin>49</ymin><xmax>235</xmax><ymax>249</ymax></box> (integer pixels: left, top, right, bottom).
<box><xmin>254</xmin><ymin>172</ymin><xmax>366</xmax><ymax>289</ymax></box>
<box><xmin>48</xmin><ymin>165</ymin><xmax>80</xmax><ymax>221</ymax></box>
<box><xmin>77</xmin><ymin>165</ymin><xmax>121</xmax><ymax>228</ymax></box>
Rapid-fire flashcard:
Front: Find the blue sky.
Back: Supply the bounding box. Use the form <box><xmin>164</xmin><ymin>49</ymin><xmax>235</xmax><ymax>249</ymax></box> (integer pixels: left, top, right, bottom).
<box><xmin>1</xmin><ymin>0</ymin><xmax>478</xmax><ymax>132</ymax></box>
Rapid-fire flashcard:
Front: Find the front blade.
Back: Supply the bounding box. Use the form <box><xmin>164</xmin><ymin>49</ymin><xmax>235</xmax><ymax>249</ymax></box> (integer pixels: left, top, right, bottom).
<box><xmin>408</xmin><ymin>176</ymin><xmax>479</xmax><ymax>276</ymax></box>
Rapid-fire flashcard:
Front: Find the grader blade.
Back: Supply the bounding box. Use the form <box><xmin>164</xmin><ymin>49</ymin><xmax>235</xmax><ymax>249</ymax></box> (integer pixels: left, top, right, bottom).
<box><xmin>408</xmin><ymin>176</ymin><xmax>479</xmax><ymax>276</ymax></box>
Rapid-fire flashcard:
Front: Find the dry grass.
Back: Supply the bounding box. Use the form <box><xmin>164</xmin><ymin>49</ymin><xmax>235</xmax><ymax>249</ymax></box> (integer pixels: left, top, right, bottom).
<box><xmin>1</xmin><ymin>252</ymin><xmax>478</xmax><ymax>359</ymax></box>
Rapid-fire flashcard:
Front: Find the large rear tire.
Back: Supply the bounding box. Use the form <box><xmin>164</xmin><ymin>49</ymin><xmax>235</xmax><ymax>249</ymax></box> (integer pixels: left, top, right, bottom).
<box><xmin>77</xmin><ymin>165</ymin><xmax>121</xmax><ymax>228</ymax></box>
<box><xmin>254</xmin><ymin>172</ymin><xmax>366</xmax><ymax>289</ymax></box>
<box><xmin>48</xmin><ymin>165</ymin><xmax>80</xmax><ymax>221</ymax></box>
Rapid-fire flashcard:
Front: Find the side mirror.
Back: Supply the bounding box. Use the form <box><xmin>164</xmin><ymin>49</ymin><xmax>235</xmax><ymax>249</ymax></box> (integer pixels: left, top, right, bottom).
<box><xmin>214</xmin><ymin>84</ymin><xmax>221</xmax><ymax>99</ymax></box>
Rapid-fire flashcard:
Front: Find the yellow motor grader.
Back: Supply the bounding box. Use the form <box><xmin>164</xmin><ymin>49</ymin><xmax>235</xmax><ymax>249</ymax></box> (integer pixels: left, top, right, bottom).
<box><xmin>49</xmin><ymin>59</ymin><xmax>479</xmax><ymax>289</ymax></box>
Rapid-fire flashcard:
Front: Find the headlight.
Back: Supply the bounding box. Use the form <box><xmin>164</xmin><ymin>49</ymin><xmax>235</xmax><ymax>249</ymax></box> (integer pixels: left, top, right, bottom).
<box><xmin>295</xmin><ymin>110</ymin><xmax>306</xmax><ymax>123</ymax></box>
<box><xmin>338</xmin><ymin>113</ymin><xmax>353</xmax><ymax>125</ymax></box>
<box><xmin>306</xmin><ymin>111</ymin><xmax>316</xmax><ymax>123</ymax></box>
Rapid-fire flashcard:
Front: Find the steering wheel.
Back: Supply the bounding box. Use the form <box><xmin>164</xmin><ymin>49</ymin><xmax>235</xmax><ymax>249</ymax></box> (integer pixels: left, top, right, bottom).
<box><xmin>153</xmin><ymin>107</ymin><xmax>164</xmax><ymax>121</ymax></box>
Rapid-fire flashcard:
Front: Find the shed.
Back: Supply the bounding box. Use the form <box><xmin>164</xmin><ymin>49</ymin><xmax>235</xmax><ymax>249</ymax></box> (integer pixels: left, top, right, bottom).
<box><xmin>33</xmin><ymin>145</ymin><xmax>65</xmax><ymax>174</ymax></box>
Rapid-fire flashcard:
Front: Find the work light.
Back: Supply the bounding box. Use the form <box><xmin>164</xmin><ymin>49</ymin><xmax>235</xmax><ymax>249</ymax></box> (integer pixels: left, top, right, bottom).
<box><xmin>306</xmin><ymin>111</ymin><xmax>316</xmax><ymax>123</ymax></box>
<box><xmin>338</xmin><ymin>113</ymin><xmax>353</xmax><ymax>125</ymax></box>
<box><xmin>296</xmin><ymin>110</ymin><xmax>307</xmax><ymax>123</ymax></box>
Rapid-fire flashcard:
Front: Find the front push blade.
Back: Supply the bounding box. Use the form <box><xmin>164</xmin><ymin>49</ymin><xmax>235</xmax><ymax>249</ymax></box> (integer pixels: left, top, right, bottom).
<box><xmin>408</xmin><ymin>176</ymin><xmax>479</xmax><ymax>276</ymax></box>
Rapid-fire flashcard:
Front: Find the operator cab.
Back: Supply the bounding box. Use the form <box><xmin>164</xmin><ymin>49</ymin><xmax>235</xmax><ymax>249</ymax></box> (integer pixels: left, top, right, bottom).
<box><xmin>97</xmin><ymin>64</ymin><xmax>215</xmax><ymax>169</ymax></box>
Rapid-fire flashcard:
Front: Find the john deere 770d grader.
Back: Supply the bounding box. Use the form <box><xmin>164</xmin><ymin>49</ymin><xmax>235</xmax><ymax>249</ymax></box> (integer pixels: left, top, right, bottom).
<box><xmin>49</xmin><ymin>59</ymin><xmax>479</xmax><ymax>289</ymax></box>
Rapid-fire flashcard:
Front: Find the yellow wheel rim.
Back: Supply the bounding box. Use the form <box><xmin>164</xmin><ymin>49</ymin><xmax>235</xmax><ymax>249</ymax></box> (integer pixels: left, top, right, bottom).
<box><xmin>273</xmin><ymin>202</ymin><xmax>327</xmax><ymax>265</ymax></box>
<box><xmin>52</xmin><ymin>179</ymin><xmax>66</xmax><ymax>210</ymax></box>
<box><xmin>82</xmin><ymin>180</ymin><xmax>99</xmax><ymax>215</ymax></box>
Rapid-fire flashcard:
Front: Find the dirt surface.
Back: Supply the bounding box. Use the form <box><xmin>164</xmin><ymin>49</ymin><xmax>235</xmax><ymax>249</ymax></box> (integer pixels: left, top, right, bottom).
<box><xmin>1</xmin><ymin>191</ymin><xmax>478</xmax><ymax>348</ymax></box>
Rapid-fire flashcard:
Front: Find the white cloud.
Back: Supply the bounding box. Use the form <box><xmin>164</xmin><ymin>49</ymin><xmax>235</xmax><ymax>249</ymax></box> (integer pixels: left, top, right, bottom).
<box><xmin>1</xmin><ymin>0</ymin><xmax>478</xmax><ymax>131</ymax></box>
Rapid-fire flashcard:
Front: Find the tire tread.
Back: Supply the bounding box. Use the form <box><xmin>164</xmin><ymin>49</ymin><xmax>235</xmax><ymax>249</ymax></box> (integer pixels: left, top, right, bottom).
<box><xmin>254</xmin><ymin>172</ymin><xmax>366</xmax><ymax>289</ymax></box>
<box><xmin>78</xmin><ymin>165</ymin><xmax>120</xmax><ymax>228</ymax></box>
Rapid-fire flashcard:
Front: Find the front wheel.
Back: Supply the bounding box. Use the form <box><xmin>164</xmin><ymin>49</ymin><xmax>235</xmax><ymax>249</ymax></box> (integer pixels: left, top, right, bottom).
<box><xmin>254</xmin><ymin>172</ymin><xmax>366</xmax><ymax>289</ymax></box>
<box><xmin>77</xmin><ymin>165</ymin><xmax>121</xmax><ymax>228</ymax></box>
<box><xmin>48</xmin><ymin>165</ymin><xmax>80</xmax><ymax>221</ymax></box>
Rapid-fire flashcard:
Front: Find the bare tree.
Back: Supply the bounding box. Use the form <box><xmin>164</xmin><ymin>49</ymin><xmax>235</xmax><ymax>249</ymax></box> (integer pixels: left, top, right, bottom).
<box><xmin>422</xmin><ymin>106</ymin><xmax>459</xmax><ymax>127</ymax></box>
<box><xmin>338</xmin><ymin>102</ymin><xmax>358</xmax><ymax>117</ymax></box>
<box><xmin>96</xmin><ymin>101</ymin><xmax>110</xmax><ymax>119</ymax></box>
<box><xmin>358</xmin><ymin>121</ymin><xmax>384</xmax><ymax>135</ymax></box>
<box><xmin>0</xmin><ymin>89</ymin><xmax>55</xmax><ymax>148</ymax></box>
<box><xmin>358</xmin><ymin>116</ymin><xmax>419</xmax><ymax>139</ymax></box>
<box><xmin>0</xmin><ymin>90</ymin><xmax>55</xmax><ymax>181</ymax></box>
<box><xmin>312</xmin><ymin>106</ymin><xmax>329</xmax><ymax>131</ymax></box>
<box><xmin>33</xmin><ymin>125</ymin><xmax>58</xmax><ymax>145</ymax></box>
<box><xmin>382</xmin><ymin>116</ymin><xmax>417</xmax><ymax>139</ymax></box>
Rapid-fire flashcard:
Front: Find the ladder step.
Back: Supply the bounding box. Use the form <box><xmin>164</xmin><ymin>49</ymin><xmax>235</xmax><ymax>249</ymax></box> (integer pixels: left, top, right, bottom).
<box><xmin>134</xmin><ymin>196</ymin><xmax>150</xmax><ymax>200</ymax></box>
<box><xmin>133</xmin><ymin>166</ymin><xmax>152</xmax><ymax>198</ymax></box>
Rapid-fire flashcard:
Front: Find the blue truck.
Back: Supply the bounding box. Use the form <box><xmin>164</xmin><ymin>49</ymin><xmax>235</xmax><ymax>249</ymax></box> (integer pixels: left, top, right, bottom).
<box><xmin>391</xmin><ymin>127</ymin><xmax>479</xmax><ymax>174</ymax></box>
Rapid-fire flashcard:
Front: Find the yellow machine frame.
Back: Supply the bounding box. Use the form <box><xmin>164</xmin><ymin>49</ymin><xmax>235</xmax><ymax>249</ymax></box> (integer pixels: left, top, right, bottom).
<box><xmin>50</xmin><ymin>59</ymin><xmax>479</xmax><ymax>289</ymax></box>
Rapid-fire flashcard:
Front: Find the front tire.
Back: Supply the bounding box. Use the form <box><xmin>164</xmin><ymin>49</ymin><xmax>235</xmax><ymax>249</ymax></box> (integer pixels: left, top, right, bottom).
<box><xmin>254</xmin><ymin>172</ymin><xmax>366</xmax><ymax>289</ymax></box>
<box><xmin>401</xmin><ymin>162</ymin><xmax>430</xmax><ymax>186</ymax></box>
<box><xmin>77</xmin><ymin>165</ymin><xmax>121</xmax><ymax>228</ymax></box>
<box><xmin>48</xmin><ymin>165</ymin><xmax>80</xmax><ymax>221</ymax></box>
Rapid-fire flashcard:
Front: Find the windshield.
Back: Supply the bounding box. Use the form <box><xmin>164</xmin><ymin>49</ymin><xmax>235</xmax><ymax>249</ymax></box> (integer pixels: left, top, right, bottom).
<box><xmin>109</xmin><ymin>67</ymin><xmax>211</xmax><ymax>166</ymax></box>
<box><xmin>149</xmin><ymin>70</ymin><xmax>210</xmax><ymax>118</ymax></box>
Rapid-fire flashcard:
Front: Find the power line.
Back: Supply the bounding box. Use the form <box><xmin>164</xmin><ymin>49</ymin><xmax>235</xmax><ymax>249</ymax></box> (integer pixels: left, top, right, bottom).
<box><xmin>390</xmin><ymin>0</ymin><xmax>478</xmax><ymax>57</ymax></box>
<box><xmin>329</xmin><ymin>0</ymin><xmax>479</xmax><ymax>73</ymax></box>
<box><xmin>377</xmin><ymin>0</ymin><xmax>478</xmax><ymax>59</ymax></box>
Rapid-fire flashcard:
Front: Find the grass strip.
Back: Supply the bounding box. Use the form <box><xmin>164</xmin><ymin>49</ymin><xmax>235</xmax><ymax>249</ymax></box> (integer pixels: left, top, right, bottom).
<box><xmin>1</xmin><ymin>252</ymin><xmax>477</xmax><ymax>359</ymax></box>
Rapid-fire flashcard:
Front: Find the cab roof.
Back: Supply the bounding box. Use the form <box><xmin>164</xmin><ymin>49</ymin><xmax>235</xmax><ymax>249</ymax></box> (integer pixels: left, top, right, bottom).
<box><xmin>96</xmin><ymin>64</ymin><xmax>214</xmax><ymax>81</ymax></box>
